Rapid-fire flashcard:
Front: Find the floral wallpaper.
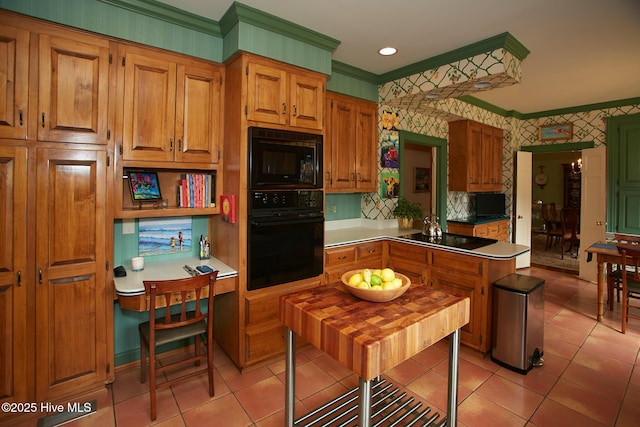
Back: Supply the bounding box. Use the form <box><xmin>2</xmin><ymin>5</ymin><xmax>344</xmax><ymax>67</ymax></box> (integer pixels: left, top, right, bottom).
<box><xmin>360</xmin><ymin>47</ymin><xmax>640</xmax><ymax>230</ymax></box>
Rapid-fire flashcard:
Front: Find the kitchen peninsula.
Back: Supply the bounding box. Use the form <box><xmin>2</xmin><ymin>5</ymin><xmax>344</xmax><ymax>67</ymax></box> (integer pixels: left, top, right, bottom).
<box><xmin>324</xmin><ymin>219</ymin><xmax>528</xmax><ymax>353</ymax></box>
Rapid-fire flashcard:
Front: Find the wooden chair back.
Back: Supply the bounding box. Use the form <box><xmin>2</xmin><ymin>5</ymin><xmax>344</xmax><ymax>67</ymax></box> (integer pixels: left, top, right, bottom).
<box><xmin>615</xmin><ymin>243</ymin><xmax>640</xmax><ymax>333</ymax></box>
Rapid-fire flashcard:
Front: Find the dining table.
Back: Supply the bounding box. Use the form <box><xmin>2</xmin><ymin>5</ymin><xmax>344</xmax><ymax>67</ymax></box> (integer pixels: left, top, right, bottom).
<box><xmin>586</xmin><ymin>242</ymin><xmax>625</xmax><ymax>321</ymax></box>
<box><xmin>280</xmin><ymin>282</ymin><xmax>470</xmax><ymax>427</ymax></box>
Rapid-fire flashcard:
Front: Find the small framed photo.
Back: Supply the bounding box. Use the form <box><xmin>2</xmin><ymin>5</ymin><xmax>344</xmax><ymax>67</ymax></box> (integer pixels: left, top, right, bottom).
<box><xmin>414</xmin><ymin>167</ymin><xmax>430</xmax><ymax>192</ymax></box>
<box><xmin>539</xmin><ymin>123</ymin><xmax>573</xmax><ymax>141</ymax></box>
<box><xmin>127</xmin><ymin>171</ymin><xmax>162</xmax><ymax>201</ymax></box>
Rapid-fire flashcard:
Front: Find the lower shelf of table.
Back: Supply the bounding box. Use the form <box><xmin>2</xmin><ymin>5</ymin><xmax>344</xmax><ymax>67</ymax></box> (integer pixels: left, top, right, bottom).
<box><xmin>294</xmin><ymin>377</ymin><xmax>447</xmax><ymax>427</ymax></box>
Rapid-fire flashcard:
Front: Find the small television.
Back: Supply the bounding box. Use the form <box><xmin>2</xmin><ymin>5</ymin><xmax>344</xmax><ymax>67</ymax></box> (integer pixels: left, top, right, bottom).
<box><xmin>475</xmin><ymin>193</ymin><xmax>506</xmax><ymax>218</ymax></box>
<box><xmin>127</xmin><ymin>171</ymin><xmax>162</xmax><ymax>201</ymax></box>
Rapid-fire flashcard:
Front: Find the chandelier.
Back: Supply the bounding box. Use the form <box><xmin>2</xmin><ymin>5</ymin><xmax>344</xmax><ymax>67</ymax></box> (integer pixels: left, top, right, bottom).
<box><xmin>571</xmin><ymin>158</ymin><xmax>582</xmax><ymax>174</ymax></box>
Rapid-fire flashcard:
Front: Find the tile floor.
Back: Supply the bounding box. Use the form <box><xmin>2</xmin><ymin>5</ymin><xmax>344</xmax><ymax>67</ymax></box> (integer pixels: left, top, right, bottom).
<box><xmin>18</xmin><ymin>267</ymin><xmax>640</xmax><ymax>426</ymax></box>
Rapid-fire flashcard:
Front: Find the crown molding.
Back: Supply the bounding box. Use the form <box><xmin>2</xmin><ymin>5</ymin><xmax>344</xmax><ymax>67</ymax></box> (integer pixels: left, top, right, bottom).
<box><xmin>219</xmin><ymin>2</ymin><xmax>340</xmax><ymax>52</ymax></box>
<box><xmin>331</xmin><ymin>61</ymin><xmax>379</xmax><ymax>84</ymax></box>
<box><xmin>98</xmin><ymin>0</ymin><xmax>221</xmax><ymax>36</ymax></box>
<box><xmin>377</xmin><ymin>32</ymin><xmax>529</xmax><ymax>84</ymax></box>
<box><xmin>521</xmin><ymin>97</ymin><xmax>640</xmax><ymax>119</ymax></box>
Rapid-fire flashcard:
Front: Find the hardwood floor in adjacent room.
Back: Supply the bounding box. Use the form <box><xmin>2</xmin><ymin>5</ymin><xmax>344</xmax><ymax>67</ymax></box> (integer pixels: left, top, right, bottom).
<box><xmin>10</xmin><ymin>267</ymin><xmax>639</xmax><ymax>427</ymax></box>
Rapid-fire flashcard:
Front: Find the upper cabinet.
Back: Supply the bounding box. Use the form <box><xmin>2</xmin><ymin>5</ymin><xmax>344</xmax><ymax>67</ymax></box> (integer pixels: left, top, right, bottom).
<box><xmin>38</xmin><ymin>34</ymin><xmax>110</xmax><ymax>144</ymax></box>
<box><xmin>117</xmin><ymin>44</ymin><xmax>223</xmax><ymax>164</ymax></box>
<box><xmin>0</xmin><ymin>18</ymin><xmax>110</xmax><ymax>144</ymax></box>
<box><xmin>246</xmin><ymin>56</ymin><xmax>324</xmax><ymax>130</ymax></box>
<box><xmin>0</xmin><ymin>24</ymin><xmax>29</xmax><ymax>139</ymax></box>
<box><xmin>325</xmin><ymin>91</ymin><xmax>377</xmax><ymax>192</ymax></box>
<box><xmin>448</xmin><ymin>119</ymin><xmax>503</xmax><ymax>192</ymax></box>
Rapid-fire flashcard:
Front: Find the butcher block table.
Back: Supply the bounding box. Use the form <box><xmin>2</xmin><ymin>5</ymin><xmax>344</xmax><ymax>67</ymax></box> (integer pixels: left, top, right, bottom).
<box><xmin>280</xmin><ymin>283</ymin><xmax>470</xmax><ymax>427</ymax></box>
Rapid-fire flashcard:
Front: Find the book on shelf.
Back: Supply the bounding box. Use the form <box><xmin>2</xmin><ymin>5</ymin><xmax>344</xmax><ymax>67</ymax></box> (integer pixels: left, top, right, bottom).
<box><xmin>177</xmin><ymin>173</ymin><xmax>216</xmax><ymax>208</ymax></box>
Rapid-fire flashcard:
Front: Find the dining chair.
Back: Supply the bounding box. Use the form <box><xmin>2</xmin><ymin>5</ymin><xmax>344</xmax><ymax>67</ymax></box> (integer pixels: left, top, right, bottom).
<box><xmin>541</xmin><ymin>203</ymin><xmax>562</xmax><ymax>249</ymax></box>
<box><xmin>560</xmin><ymin>207</ymin><xmax>580</xmax><ymax>259</ymax></box>
<box><xmin>139</xmin><ymin>271</ymin><xmax>218</xmax><ymax>420</ymax></box>
<box><xmin>615</xmin><ymin>243</ymin><xmax>640</xmax><ymax>333</ymax></box>
<box><xmin>608</xmin><ymin>234</ymin><xmax>640</xmax><ymax>310</ymax></box>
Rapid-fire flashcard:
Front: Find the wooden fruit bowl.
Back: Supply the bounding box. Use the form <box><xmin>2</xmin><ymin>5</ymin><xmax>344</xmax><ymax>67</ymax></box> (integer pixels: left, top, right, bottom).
<box><xmin>341</xmin><ymin>270</ymin><xmax>411</xmax><ymax>303</ymax></box>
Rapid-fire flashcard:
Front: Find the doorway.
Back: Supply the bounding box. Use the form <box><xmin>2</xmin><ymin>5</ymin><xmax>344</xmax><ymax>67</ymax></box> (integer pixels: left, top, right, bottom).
<box><xmin>530</xmin><ymin>151</ymin><xmax>582</xmax><ymax>273</ymax></box>
<box><xmin>398</xmin><ymin>131</ymin><xmax>448</xmax><ymax>227</ymax></box>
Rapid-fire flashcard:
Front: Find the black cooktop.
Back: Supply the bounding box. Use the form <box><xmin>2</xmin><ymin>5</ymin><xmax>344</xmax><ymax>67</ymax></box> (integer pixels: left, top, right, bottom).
<box><xmin>399</xmin><ymin>232</ymin><xmax>498</xmax><ymax>250</ymax></box>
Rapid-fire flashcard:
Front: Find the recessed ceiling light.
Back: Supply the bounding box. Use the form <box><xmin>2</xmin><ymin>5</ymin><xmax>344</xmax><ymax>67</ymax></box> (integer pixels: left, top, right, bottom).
<box><xmin>378</xmin><ymin>47</ymin><xmax>397</xmax><ymax>56</ymax></box>
<box><xmin>473</xmin><ymin>81</ymin><xmax>491</xmax><ymax>89</ymax></box>
<box><xmin>424</xmin><ymin>93</ymin><xmax>440</xmax><ymax>99</ymax></box>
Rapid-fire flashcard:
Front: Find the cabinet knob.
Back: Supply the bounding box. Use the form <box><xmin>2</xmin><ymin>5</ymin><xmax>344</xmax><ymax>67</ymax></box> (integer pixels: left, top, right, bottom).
<box><xmin>282</xmin><ymin>103</ymin><xmax>286</xmax><ymax>115</ymax></box>
<box><xmin>293</xmin><ymin>105</ymin><xmax>297</xmax><ymax>116</ymax></box>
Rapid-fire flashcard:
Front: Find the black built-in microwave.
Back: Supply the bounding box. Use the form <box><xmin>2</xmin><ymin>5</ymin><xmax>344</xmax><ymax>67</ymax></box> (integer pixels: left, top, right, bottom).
<box><xmin>248</xmin><ymin>127</ymin><xmax>322</xmax><ymax>189</ymax></box>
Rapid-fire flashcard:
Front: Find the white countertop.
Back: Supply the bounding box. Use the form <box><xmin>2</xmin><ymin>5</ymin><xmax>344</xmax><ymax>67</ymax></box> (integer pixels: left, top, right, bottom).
<box><xmin>325</xmin><ymin>219</ymin><xmax>529</xmax><ymax>260</ymax></box>
<box><xmin>113</xmin><ymin>256</ymin><xmax>237</xmax><ymax>296</ymax></box>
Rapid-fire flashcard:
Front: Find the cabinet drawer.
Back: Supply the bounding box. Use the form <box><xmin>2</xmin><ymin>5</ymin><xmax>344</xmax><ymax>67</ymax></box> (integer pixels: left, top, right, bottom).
<box><xmin>430</xmin><ymin>250</ymin><xmax>483</xmax><ymax>277</ymax></box>
<box><xmin>357</xmin><ymin>241</ymin><xmax>383</xmax><ymax>261</ymax></box>
<box><xmin>388</xmin><ymin>241</ymin><xmax>428</xmax><ymax>263</ymax></box>
<box><xmin>325</xmin><ymin>246</ymin><xmax>356</xmax><ymax>266</ymax></box>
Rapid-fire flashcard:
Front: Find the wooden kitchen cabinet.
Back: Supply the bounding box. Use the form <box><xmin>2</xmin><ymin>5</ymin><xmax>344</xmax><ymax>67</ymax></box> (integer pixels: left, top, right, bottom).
<box><xmin>0</xmin><ymin>144</ymin><xmax>112</xmax><ymax>420</ymax></box>
<box><xmin>1</xmin><ymin>13</ymin><xmax>113</xmax><ymax>423</ymax></box>
<box><xmin>447</xmin><ymin>219</ymin><xmax>510</xmax><ymax>242</ymax></box>
<box><xmin>246</xmin><ymin>56</ymin><xmax>324</xmax><ymax>130</ymax></box>
<box><xmin>0</xmin><ymin>14</ymin><xmax>110</xmax><ymax>144</ymax></box>
<box><xmin>448</xmin><ymin>119</ymin><xmax>503</xmax><ymax>192</ymax></box>
<box><xmin>386</xmin><ymin>241</ymin><xmax>428</xmax><ymax>285</ymax></box>
<box><xmin>116</xmin><ymin>44</ymin><xmax>223</xmax><ymax>164</ymax></box>
<box><xmin>38</xmin><ymin>34</ymin><xmax>110</xmax><ymax>144</ymax></box>
<box><xmin>325</xmin><ymin>92</ymin><xmax>377</xmax><ymax>192</ymax></box>
<box><xmin>324</xmin><ymin>241</ymin><xmax>383</xmax><ymax>283</ymax></box>
<box><xmin>35</xmin><ymin>147</ymin><xmax>110</xmax><ymax>400</ymax></box>
<box><xmin>0</xmin><ymin>24</ymin><xmax>29</xmax><ymax>140</ymax></box>
<box><xmin>0</xmin><ymin>145</ymin><xmax>28</xmax><ymax>409</ymax></box>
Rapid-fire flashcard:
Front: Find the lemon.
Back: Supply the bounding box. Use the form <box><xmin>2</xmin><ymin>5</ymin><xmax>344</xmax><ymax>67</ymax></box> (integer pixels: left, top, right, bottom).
<box><xmin>372</xmin><ymin>269</ymin><xmax>382</xmax><ymax>277</ymax></box>
<box><xmin>358</xmin><ymin>282</ymin><xmax>370</xmax><ymax>289</ymax></box>
<box><xmin>382</xmin><ymin>281</ymin><xmax>396</xmax><ymax>290</ymax></box>
<box><xmin>370</xmin><ymin>274</ymin><xmax>382</xmax><ymax>287</ymax></box>
<box><xmin>381</xmin><ymin>268</ymin><xmax>395</xmax><ymax>282</ymax></box>
<box><xmin>348</xmin><ymin>273</ymin><xmax>362</xmax><ymax>287</ymax></box>
<box><xmin>391</xmin><ymin>278</ymin><xmax>403</xmax><ymax>289</ymax></box>
<box><xmin>371</xmin><ymin>285</ymin><xmax>382</xmax><ymax>291</ymax></box>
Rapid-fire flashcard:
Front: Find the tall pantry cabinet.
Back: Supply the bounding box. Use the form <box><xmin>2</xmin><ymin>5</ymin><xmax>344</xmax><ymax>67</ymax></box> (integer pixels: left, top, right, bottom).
<box><xmin>0</xmin><ymin>11</ymin><xmax>113</xmax><ymax>419</ymax></box>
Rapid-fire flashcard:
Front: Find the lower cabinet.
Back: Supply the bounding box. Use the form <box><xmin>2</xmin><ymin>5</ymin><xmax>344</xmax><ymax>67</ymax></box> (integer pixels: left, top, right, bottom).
<box><xmin>324</xmin><ymin>241</ymin><xmax>383</xmax><ymax>284</ymax></box>
<box><xmin>243</xmin><ymin>276</ymin><xmax>321</xmax><ymax>365</ymax></box>
<box><xmin>1</xmin><ymin>145</ymin><xmax>112</xmax><ymax>423</ymax></box>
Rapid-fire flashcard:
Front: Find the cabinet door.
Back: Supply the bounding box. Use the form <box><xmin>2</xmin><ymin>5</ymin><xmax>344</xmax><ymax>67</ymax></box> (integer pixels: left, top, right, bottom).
<box><xmin>481</xmin><ymin>127</ymin><xmax>502</xmax><ymax>190</ymax></box>
<box><xmin>120</xmin><ymin>48</ymin><xmax>176</xmax><ymax>161</ymax></box>
<box><xmin>328</xmin><ymin>97</ymin><xmax>356</xmax><ymax>189</ymax></box>
<box><xmin>38</xmin><ymin>34</ymin><xmax>110</xmax><ymax>144</ymax></box>
<box><xmin>246</xmin><ymin>62</ymin><xmax>287</xmax><ymax>126</ymax></box>
<box><xmin>0</xmin><ymin>25</ymin><xmax>29</xmax><ymax>139</ymax></box>
<box><xmin>355</xmin><ymin>103</ymin><xmax>377</xmax><ymax>191</ymax></box>
<box><xmin>0</xmin><ymin>146</ymin><xmax>28</xmax><ymax>407</ymax></box>
<box><xmin>468</xmin><ymin>123</ymin><xmax>483</xmax><ymax>191</ymax></box>
<box><xmin>175</xmin><ymin>63</ymin><xmax>222</xmax><ymax>163</ymax></box>
<box><xmin>35</xmin><ymin>148</ymin><xmax>108</xmax><ymax>400</ymax></box>
<box><xmin>431</xmin><ymin>269</ymin><xmax>484</xmax><ymax>350</ymax></box>
<box><xmin>289</xmin><ymin>73</ymin><xmax>323</xmax><ymax>130</ymax></box>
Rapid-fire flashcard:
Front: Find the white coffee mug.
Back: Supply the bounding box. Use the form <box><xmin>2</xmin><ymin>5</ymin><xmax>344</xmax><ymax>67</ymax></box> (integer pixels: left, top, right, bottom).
<box><xmin>131</xmin><ymin>256</ymin><xmax>144</xmax><ymax>271</ymax></box>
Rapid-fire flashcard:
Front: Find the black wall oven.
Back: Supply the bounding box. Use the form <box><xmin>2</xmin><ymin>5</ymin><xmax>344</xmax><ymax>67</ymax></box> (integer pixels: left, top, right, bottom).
<box><xmin>248</xmin><ymin>126</ymin><xmax>322</xmax><ymax>189</ymax></box>
<box><xmin>247</xmin><ymin>190</ymin><xmax>323</xmax><ymax>291</ymax></box>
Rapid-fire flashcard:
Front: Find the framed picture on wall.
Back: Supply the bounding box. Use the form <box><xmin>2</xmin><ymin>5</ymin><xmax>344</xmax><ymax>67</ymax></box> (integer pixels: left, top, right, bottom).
<box><xmin>414</xmin><ymin>167</ymin><xmax>430</xmax><ymax>192</ymax></box>
<box><xmin>539</xmin><ymin>123</ymin><xmax>573</xmax><ymax>141</ymax></box>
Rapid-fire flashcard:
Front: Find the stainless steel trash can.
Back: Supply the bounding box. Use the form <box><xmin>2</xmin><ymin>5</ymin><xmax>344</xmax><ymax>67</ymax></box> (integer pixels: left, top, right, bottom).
<box><xmin>491</xmin><ymin>274</ymin><xmax>544</xmax><ymax>374</ymax></box>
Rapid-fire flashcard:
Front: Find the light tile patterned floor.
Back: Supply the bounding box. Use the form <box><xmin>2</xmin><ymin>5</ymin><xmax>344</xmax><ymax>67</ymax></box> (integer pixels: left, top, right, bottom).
<box><xmin>11</xmin><ymin>267</ymin><xmax>640</xmax><ymax>427</ymax></box>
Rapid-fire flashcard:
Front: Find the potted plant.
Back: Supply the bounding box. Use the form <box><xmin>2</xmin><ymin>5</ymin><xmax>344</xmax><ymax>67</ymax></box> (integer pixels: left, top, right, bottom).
<box><xmin>393</xmin><ymin>196</ymin><xmax>425</xmax><ymax>229</ymax></box>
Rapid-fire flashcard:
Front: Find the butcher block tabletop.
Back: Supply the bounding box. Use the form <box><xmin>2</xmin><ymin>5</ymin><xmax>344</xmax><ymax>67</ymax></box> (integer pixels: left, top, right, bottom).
<box><xmin>280</xmin><ymin>284</ymin><xmax>470</xmax><ymax>381</ymax></box>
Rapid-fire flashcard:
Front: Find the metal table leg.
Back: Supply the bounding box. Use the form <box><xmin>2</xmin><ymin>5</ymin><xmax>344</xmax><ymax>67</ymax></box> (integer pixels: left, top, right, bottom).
<box><xmin>358</xmin><ymin>377</ymin><xmax>371</xmax><ymax>427</ymax></box>
<box><xmin>285</xmin><ymin>327</ymin><xmax>296</xmax><ymax>427</ymax></box>
<box><xmin>447</xmin><ymin>328</ymin><xmax>460</xmax><ymax>427</ymax></box>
